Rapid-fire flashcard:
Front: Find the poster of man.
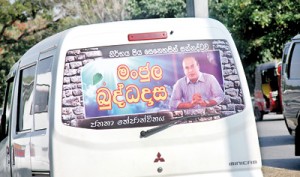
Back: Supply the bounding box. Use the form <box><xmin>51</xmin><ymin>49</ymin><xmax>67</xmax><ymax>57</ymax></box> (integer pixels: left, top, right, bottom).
<box><xmin>169</xmin><ymin>54</ymin><xmax>225</xmax><ymax>110</ymax></box>
<box><xmin>63</xmin><ymin>40</ymin><xmax>245</xmax><ymax>129</ymax></box>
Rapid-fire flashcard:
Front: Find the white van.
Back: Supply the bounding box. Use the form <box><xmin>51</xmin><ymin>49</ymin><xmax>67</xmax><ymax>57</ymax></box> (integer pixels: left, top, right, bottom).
<box><xmin>0</xmin><ymin>18</ymin><xmax>262</xmax><ymax>177</ymax></box>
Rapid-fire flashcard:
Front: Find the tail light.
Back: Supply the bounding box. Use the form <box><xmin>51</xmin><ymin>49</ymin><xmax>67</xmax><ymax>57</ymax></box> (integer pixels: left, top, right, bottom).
<box><xmin>128</xmin><ymin>31</ymin><xmax>168</xmax><ymax>41</ymax></box>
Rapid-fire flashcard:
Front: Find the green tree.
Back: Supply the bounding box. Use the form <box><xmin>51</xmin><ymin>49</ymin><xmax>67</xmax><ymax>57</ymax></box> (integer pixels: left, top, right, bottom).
<box><xmin>127</xmin><ymin>0</ymin><xmax>186</xmax><ymax>19</ymax></box>
<box><xmin>209</xmin><ymin>0</ymin><xmax>300</xmax><ymax>92</ymax></box>
<box><xmin>1</xmin><ymin>0</ymin><xmax>124</xmax><ymax>107</ymax></box>
<box><xmin>0</xmin><ymin>0</ymin><xmax>62</xmax><ymax>106</ymax></box>
<box><xmin>51</xmin><ymin>0</ymin><xmax>130</xmax><ymax>25</ymax></box>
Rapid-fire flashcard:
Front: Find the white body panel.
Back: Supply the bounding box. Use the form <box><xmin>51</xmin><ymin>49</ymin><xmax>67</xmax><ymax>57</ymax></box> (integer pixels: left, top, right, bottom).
<box><xmin>0</xmin><ymin>18</ymin><xmax>262</xmax><ymax>177</ymax></box>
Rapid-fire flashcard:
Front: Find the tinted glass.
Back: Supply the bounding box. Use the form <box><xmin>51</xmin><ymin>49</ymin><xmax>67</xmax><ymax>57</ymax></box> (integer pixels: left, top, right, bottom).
<box><xmin>0</xmin><ymin>78</ymin><xmax>14</xmax><ymax>139</ymax></box>
<box><xmin>18</xmin><ymin>65</ymin><xmax>36</xmax><ymax>132</ymax></box>
<box><xmin>289</xmin><ymin>43</ymin><xmax>300</xmax><ymax>79</ymax></box>
<box><xmin>34</xmin><ymin>56</ymin><xmax>53</xmax><ymax>130</ymax></box>
<box><xmin>5</xmin><ymin>81</ymin><xmax>13</xmax><ymax>135</ymax></box>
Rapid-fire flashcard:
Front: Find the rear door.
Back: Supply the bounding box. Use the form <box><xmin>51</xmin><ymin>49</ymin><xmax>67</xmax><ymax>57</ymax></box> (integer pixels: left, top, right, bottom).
<box><xmin>30</xmin><ymin>49</ymin><xmax>55</xmax><ymax>177</ymax></box>
<box><xmin>11</xmin><ymin>63</ymin><xmax>36</xmax><ymax>176</ymax></box>
<box><xmin>282</xmin><ymin>41</ymin><xmax>300</xmax><ymax>130</ymax></box>
<box><xmin>0</xmin><ymin>75</ymin><xmax>15</xmax><ymax>177</ymax></box>
<box><xmin>52</xmin><ymin>18</ymin><xmax>262</xmax><ymax>177</ymax></box>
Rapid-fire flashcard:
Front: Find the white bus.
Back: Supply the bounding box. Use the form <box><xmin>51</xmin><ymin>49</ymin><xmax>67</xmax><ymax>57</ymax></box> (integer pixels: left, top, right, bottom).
<box><xmin>0</xmin><ymin>18</ymin><xmax>263</xmax><ymax>177</ymax></box>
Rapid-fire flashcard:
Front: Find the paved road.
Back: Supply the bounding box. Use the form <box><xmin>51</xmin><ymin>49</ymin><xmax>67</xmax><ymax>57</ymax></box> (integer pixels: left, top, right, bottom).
<box><xmin>257</xmin><ymin>113</ymin><xmax>300</xmax><ymax>170</ymax></box>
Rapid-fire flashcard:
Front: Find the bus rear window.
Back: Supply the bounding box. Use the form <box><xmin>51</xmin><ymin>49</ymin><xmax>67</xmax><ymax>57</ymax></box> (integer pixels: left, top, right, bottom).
<box><xmin>62</xmin><ymin>40</ymin><xmax>244</xmax><ymax>129</ymax></box>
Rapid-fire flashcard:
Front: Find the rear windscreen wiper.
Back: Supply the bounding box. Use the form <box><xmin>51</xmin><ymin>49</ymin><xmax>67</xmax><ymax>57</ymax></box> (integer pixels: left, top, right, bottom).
<box><xmin>140</xmin><ymin>113</ymin><xmax>219</xmax><ymax>138</ymax></box>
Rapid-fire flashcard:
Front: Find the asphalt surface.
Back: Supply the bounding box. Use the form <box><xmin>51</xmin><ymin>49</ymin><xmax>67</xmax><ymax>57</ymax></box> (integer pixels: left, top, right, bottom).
<box><xmin>257</xmin><ymin>113</ymin><xmax>300</xmax><ymax>176</ymax></box>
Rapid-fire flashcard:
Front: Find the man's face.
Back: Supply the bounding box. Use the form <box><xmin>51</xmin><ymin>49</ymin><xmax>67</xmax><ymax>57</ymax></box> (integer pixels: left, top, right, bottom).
<box><xmin>182</xmin><ymin>57</ymin><xmax>200</xmax><ymax>82</ymax></box>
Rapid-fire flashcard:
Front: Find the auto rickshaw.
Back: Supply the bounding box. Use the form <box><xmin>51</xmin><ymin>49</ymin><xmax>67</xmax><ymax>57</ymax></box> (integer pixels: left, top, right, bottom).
<box><xmin>254</xmin><ymin>61</ymin><xmax>282</xmax><ymax>120</ymax></box>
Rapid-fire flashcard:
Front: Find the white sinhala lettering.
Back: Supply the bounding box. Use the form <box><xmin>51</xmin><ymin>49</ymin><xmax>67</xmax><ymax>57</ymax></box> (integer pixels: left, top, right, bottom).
<box><xmin>132</xmin><ymin>49</ymin><xmax>142</xmax><ymax>56</ymax></box>
<box><xmin>109</xmin><ymin>50</ymin><xmax>130</xmax><ymax>58</ymax></box>
<box><xmin>90</xmin><ymin>120</ymin><xmax>114</xmax><ymax>128</ymax></box>
<box><xmin>116</xmin><ymin>115</ymin><xmax>166</xmax><ymax>126</ymax></box>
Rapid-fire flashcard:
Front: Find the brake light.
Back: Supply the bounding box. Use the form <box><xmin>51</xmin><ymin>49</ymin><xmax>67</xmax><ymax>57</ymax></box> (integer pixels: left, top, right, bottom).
<box><xmin>128</xmin><ymin>31</ymin><xmax>168</xmax><ymax>41</ymax></box>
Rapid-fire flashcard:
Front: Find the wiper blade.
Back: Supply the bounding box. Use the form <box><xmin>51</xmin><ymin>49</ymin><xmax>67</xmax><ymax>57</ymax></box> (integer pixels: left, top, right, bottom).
<box><xmin>140</xmin><ymin>113</ymin><xmax>219</xmax><ymax>138</ymax></box>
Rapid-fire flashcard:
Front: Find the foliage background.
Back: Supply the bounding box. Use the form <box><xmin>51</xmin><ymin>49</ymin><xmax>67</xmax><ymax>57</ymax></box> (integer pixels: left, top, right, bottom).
<box><xmin>209</xmin><ymin>0</ymin><xmax>300</xmax><ymax>92</ymax></box>
<box><xmin>0</xmin><ymin>0</ymin><xmax>299</xmax><ymax>106</ymax></box>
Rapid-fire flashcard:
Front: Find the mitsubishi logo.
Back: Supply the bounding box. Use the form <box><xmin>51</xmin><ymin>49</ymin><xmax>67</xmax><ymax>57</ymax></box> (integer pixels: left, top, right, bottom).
<box><xmin>154</xmin><ymin>152</ymin><xmax>165</xmax><ymax>163</ymax></box>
